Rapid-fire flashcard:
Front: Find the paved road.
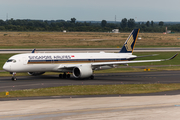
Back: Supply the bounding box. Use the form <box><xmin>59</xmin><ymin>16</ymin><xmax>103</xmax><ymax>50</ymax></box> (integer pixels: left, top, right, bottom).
<box><xmin>1</xmin><ymin>94</ymin><xmax>180</xmax><ymax>120</ymax></box>
<box><xmin>1</xmin><ymin>71</ymin><xmax>180</xmax><ymax>92</ymax></box>
<box><xmin>1</xmin><ymin>47</ymin><xmax>180</xmax><ymax>53</ymax></box>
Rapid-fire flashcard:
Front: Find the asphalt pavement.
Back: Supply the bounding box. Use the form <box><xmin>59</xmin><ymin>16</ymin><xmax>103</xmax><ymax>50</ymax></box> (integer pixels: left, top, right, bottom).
<box><xmin>1</xmin><ymin>71</ymin><xmax>180</xmax><ymax>92</ymax></box>
<box><xmin>1</xmin><ymin>71</ymin><xmax>180</xmax><ymax>120</ymax></box>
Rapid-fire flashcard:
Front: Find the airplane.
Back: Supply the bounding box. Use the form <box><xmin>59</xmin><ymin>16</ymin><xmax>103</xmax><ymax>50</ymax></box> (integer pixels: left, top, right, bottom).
<box><xmin>3</xmin><ymin>29</ymin><xmax>178</xmax><ymax>81</ymax></box>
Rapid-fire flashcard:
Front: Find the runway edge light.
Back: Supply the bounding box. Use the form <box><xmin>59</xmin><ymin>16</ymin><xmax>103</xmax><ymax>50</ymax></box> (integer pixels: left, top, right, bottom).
<box><xmin>144</xmin><ymin>68</ymin><xmax>150</xmax><ymax>71</ymax></box>
<box><xmin>6</xmin><ymin>91</ymin><xmax>9</xmax><ymax>96</ymax></box>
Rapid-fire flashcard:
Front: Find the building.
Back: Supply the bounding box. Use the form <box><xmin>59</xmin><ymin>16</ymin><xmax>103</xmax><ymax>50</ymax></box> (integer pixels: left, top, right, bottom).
<box><xmin>112</xmin><ymin>29</ymin><xmax>119</xmax><ymax>33</ymax></box>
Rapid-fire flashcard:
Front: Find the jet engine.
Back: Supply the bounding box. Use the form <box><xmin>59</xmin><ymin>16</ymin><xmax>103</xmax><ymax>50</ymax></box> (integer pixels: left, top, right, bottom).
<box><xmin>72</xmin><ymin>65</ymin><xmax>93</xmax><ymax>79</ymax></box>
<box><xmin>28</xmin><ymin>72</ymin><xmax>45</xmax><ymax>76</ymax></box>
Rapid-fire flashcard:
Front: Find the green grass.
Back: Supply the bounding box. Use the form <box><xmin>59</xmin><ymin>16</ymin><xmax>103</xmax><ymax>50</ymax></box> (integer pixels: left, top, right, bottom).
<box><xmin>95</xmin><ymin>67</ymin><xmax>144</xmax><ymax>73</ymax></box>
<box><xmin>148</xmin><ymin>66</ymin><xmax>180</xmax><ymax>71</ymax></box>
<box><xmin>1</xmin><ymin>83</ymin><xmax>180</xmax><ymax>98</ymax></box>
<box><xmin>0</xmin><ymin>54</ymin><xmax>15</xmax><ymax>69</ymax></box>
<box><xmin>0</xmin><ymin>72</ymin><xmax>61</xmax><ymax>77</ymax></box>
<box><xmin>0</xmin><ymin>72</ymin><xmax>29</xmax><ymax>76</ymax></box>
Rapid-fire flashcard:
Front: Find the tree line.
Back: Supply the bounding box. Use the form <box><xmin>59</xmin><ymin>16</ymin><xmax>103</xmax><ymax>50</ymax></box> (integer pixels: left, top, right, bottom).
<box><xmin>0</xmin><ymin>18</ymin><xmax>180</xmax><ymax>32</ymax></box>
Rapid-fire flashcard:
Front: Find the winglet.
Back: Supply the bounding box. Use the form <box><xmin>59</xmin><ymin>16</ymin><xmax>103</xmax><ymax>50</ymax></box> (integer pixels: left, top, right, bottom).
<box><xmin>165</xmin><ymin>53</ymin><xmax>178</xmax><ymax>61</ymax></box>
<box><xmin>31</xmin><ymin>48</ymin><xmax>36</xmax><ymax>53</ymax></box>
<box><xmin>119</xmin><ymin>29</ymin><xmax>140</xmax><ymax>53</ymax></box>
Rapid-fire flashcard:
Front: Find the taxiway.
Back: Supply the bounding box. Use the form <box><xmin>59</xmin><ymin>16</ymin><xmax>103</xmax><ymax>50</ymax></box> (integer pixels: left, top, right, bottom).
<box><xmin>1</xmin><ymin>71</ymin><xmax>180</xmax><ymax>92</ymax></box>
<box><xmin>1</xmin><ymin>71</ymin><xmax>180</xmax><ymax>120</ymax></box>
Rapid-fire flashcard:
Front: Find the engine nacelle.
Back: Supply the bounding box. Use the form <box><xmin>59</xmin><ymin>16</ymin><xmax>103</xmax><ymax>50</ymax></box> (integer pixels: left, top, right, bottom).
<box><xmin>72</xmin><ymin>65</ymin><xmax>93</xmax><ymax>79</ymax></box>
<box><xmin>28</xmin><ymin>72</ymin><xmax>45</xmax><ymax>76</ymax></box>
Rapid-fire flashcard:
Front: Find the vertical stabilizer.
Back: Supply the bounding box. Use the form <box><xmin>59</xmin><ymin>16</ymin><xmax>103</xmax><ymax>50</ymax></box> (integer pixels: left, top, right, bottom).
<box><xmin>119</xmin><ymin>29</ymin><xmax>140</xmax><ymax>53</ymax></box>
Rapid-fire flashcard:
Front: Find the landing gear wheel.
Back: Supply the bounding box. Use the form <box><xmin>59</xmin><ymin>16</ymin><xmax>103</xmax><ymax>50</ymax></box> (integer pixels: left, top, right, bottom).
<box><xmin>59</xmin><ymin>74</ymin><xmax>62</xmax><ymax>78</ymax></box>
<box><xmin>12</xmin><ymin>77</ymin><xmax>17</xmax><ymax>81</ymax></box>
<box><xmin>59</xmin><ymin>73</ymin><xmax>70</xmax><ymax>79</ymax></box>
<box><xmin>63</xmin><ymin>73</ymin><xmax>67</xmax><ymax>79</ymax></box>
<box><xmin>90</xmin><ymin>75</ymin><xmax>94</xmax><ymax>79</ymax></box>
<box><xmin>67</xmin><ymin>74</ymin><xmax>70</xmax><ymax>78</ymax></box>
<box><xmin>11</xmin><ymin>72</ymin><xmax>17</xmax><ymax>81</ymax></box>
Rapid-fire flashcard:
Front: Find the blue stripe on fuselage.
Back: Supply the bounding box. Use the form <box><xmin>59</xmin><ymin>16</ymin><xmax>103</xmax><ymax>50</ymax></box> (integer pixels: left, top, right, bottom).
<box><xmin>28</xmin><ymin>58</ymin><xmax>129</xmax><ymax>64</ymax></box>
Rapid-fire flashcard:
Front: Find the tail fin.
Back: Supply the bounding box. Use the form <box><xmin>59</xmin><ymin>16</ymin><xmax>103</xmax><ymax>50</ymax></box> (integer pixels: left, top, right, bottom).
<box><xmin>119</xmin><ymin>29</ymin><xmax>140</xmax><ymax>53</ymax></box>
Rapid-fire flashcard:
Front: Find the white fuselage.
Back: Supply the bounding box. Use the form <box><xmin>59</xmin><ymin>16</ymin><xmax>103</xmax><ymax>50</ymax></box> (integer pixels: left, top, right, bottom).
<box><xmin>3</xmin><ymin>52</ymin><xmax>135</xmax><ymax>73</ymax></box>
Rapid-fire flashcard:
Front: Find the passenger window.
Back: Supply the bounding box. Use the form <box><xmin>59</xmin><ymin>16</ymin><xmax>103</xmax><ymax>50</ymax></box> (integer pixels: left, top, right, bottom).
<box><xmin>6</xmin><ymin>59</ymin><xmax>16</xmax><ymax>63</ymax></box>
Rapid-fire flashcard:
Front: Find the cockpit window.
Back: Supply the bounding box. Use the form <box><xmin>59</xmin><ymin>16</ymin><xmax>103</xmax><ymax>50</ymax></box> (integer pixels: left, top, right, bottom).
<box><xmin>13</xmin><ymin>60</ymin><xmax>16</xmax><ymax>63</ymax></box>
<box><xmin>6</xmin><ymin>59</ymin><xmax>16</xmax><ymax>63</ymax></box>
<box><xmin>7</xmin><ymin>59</ymin><xmax>13</xmax><ymax>62</ymax></box>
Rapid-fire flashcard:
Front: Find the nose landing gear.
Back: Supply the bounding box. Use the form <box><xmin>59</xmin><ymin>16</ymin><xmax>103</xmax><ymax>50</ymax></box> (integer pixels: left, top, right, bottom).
<box><xmin>11</xmin><ymin>72</ymin><xmax>17</xmax><ymax>81</ymax></box>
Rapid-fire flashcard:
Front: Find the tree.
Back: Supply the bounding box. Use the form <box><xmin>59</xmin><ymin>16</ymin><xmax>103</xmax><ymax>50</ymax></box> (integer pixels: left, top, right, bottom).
<box><xmin>70</xmin><ymin>18</ymin><xmax>76</xmax><ymax>23</ymax></box>
<box><xmin>151</xmin><ymin>21</ymin><xmax>154</xmax><ymax>27</ymax></box>
<box><xmin>0</xmin><ymin>26</ymin><xmax>5</xmax><ymax>30</ymax></box>
<box><xmin>159</xmin><ymin>21</ymin><xmax>164</xmax><ymax>26</ymax></box>
<box><xmin>121</xmin><ymin>18</ymin><xmax>127</xmax><ymax>28</ymax></box>
<box><xmin>127</xmin><ymin>19</ymin><xmax>135</xmax><ymax>28</ymax></box>
<box><xmin>0</xmin><ymin>20</ymin><xmax>5</xmax><ymax>26</ymax></box>
<box><xmin>101</xmin><ymin>20</ymin><xmax>107</xmax><ymax>27</ymax></box>
<box><xmin>146</xmin><ymin>21</ymin><xmax>150</xmax><ymax>27</ymax></box>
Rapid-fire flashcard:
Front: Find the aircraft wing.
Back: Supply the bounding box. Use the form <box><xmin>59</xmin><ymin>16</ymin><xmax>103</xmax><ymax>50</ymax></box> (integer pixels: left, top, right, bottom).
<box><xmin>91</xmin><ymin>53</ymin><xmax>178</xmax><ymax>67</ymax></box>
<box><xmin>58</xmin><ymin>53</ymin><xmax>178</xmax><ymax>69</ymax></box>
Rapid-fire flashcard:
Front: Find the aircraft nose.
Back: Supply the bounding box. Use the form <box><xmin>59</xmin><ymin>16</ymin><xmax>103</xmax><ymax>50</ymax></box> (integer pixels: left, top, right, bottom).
<box><xmin>3</xmin><ymin>64</ymin><xmax>10</xmax><ymax>71</ymax></box>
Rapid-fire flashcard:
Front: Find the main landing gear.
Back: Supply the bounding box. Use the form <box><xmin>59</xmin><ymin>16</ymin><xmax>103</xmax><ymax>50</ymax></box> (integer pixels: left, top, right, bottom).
<box><xmin>11</xmin><ymin>72</ymin><xmax>17</xmax><ymax>81</ymax></box>
<box><xmin>58</xmin><ymin>72</ymin><xmax>94</xmax><ymax>79</ymax></box>
<box><xmin>90</xmin><ymin>75</ymin><xmax>94</xmax><ymax>80</ymax></box>
<box><xmin>59</xmin><ymin>72</ymin><xmax>70</xmax><ymax>79</ymax></box>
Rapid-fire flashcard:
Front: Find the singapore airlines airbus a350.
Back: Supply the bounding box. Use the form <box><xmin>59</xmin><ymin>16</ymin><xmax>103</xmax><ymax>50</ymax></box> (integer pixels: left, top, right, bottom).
<box><xmin>3</xmin><ymin>29</ymin><xmax>178</xmax><ymax>81</ymax></box>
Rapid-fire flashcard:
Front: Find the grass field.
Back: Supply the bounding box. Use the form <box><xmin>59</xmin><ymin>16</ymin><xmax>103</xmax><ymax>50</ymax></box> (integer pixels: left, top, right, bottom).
<box><xmin>1</xmin><ymin>83</ymin><xmax>180</xmax><ymax>98</ymax></box>
<box><xmin>1</xmin><ymin>32</ymin><xmax>180</xmax><ymax>48</ymax></box>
